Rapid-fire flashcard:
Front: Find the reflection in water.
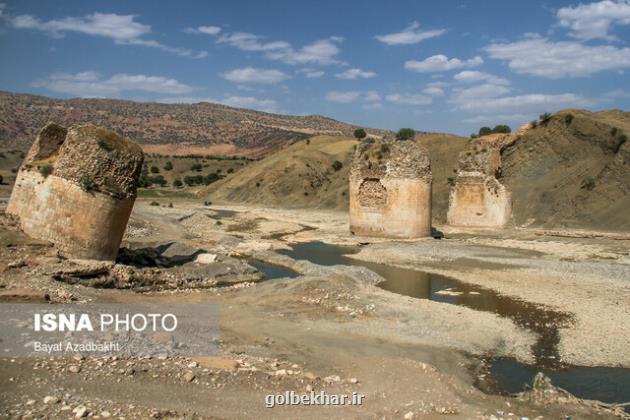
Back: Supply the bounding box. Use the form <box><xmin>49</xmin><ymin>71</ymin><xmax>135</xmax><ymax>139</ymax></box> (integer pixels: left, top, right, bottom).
<box><xmin>247</xmin><ymin>259</ymin><xmax>298</xmax><ymax>280</ymax></box>
<box><xmin>279</xmin><ymin>241</ymin><xmax>630</xmax><ymax>407</ymax></box>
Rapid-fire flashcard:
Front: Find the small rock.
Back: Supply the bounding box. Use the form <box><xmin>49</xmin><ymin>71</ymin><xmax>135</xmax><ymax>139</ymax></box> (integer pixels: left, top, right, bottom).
<box><xmin>348</xmin><ymin>377</ymin><xmax>359</xmax><ymax>384</ymax></box>
<box><xmin>68</xmin><ymin>365</ymin><xmax>81</xmax><ymax>373</ymax></box>
<box><xmin>26</xmin><ymin>399</ymin><xmax>36</xmax><ymax>406</ymax></box>
<box><xmin>182</xmin><ymin>371</ymin><xmax>195</xmax><ymax>382</ymax></box>
<box><xmin>187</xmin><ymin>361</ymin><xmax>198</xmax><ymax>368</ymax></box>
<box><xmin>100</xmin><ymin>411</ymin><xmax>111</xmax><ymax>418</ymax></box>
<box><xmin>275</xmin><ymin>369</ymin><xmax>287</xmax><ymax>376</ymax></box>
<box><xmin>404</xmin><ymin>412</ymin><xmax>414</xmax><ymax>420</ymax></box>
<box><xmin>73</xmin><ymin>406</ymin><xmax>89</xmax><ymax>418</ymax></box>
<box><xmin>43</xmin><ymin>395</ymin><xmax>59</xmax><ymax>404</ymax></box>
<box><xmin>195</xmin><ymin>253</ymin><xmax>217</xmax><ymax>264</ymax></box>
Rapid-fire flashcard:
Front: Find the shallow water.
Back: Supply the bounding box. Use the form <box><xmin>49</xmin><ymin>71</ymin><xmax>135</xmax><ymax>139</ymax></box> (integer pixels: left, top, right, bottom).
<box><xmin>278</xmin><ymin>240</ymin><xmax>630</xmax><ymax>406</ymax></box>
<box><xmin>247</xmin><ymin>259</ymin><xmax>299</xmax><ymax>280</ymax></box>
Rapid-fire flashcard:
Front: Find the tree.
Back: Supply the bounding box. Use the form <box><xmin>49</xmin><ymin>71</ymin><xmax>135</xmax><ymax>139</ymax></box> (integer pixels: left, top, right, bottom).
<box><xmin>353</xmin><ymin>128</ymin><xmax>367</xmax><ymax>140</ymax></box>
<box><xmin>150</xmin><ymin>166</ymin><xmax>159</xmax><ymax>174</ymax></box>
<box><xmin>396</xmin><ymin>128</ymin><xmax>415</xmax><ymax>141</ymax></box>
<box><xmin>164</xmin><ymin>161</ymin><xmax>173</xmax><ymax>171</ymax></box>
<box><xmin>478</xmin><ymin>127</ymin><xmax>492</xmax><ymax>137</ymax></box>
<box><xmin>173</xmin><ymin>179</ymin><xmax>183</xmax><ymax>188</ymax></box>
<box><xmin>539</xmin><ymin>112</ymin><xmax>552</xmax><ymax>125</ymax></box>
<box><xmin>39</xmin><ymin>164</ymin><xmax>53</xmax><ymax>178</ymax></box>
<box><xmin>190</xmin><ymin>163</ymin><xmax>203</xmax><ymax>172</ymax></box>
<box><xmin>331</xmin><ymin>160</ymin><xmax>343</xmax><ymax>172</ymax></box>
<box><xmin>492</xmin><ymin>125</ymin><xmax>511</xmax><ymax>134</ymax></box>
<box><xmin>0</xmin><ymin>174</ymin><xmax>3</xmax><ymax>184</ymax></box>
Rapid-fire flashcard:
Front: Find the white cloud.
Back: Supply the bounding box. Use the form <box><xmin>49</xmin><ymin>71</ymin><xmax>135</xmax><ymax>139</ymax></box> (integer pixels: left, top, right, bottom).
<box><xmin>363</xmin><ymin>103</ymin><xmax>383</xmax><ymax>110</ymax></box>
<box><xmin>422</xmin><ymin>86</ymin><xmax>445</xmax><ymax>97</ymax></box>
<box><xmin>405</xmin><ymin>54</ymin><xmax>483</xmax><ymax>72</ymax></box>
<box><xmin>462</xmin><ymin>114</ymin><xmax>531</xmax><ymax>124</ymax></box>
<box><xmin>325</xmin><ymin>91</ymin><xmax>362</xmax><ymax>103</ymax></box>
<box><xmin>364</xmin><ymin>91</ymin><xmax>381</xmax><ymax>102</ymax></box>
<box><xmin>484</xmin><ymin>34</ymin><xmax>630</xmax><ymax>78</ymax></box>
<box><xmin>158</xmin><ymin>95</ymin><xmax>279</xmax><ymax>113</ymax></box>
<box><xmin>267</xmin><ymin>37</ymin><xmax>343</xmax><ymax>65</ymax></box>
<box><xmin>453</xmin><ymin>70</ymin><xmax>510</xmax><ymax>85</ymax></box>
<box><xmin>32</xmin><ymin>72</ymin><xmax>192</xmax><ymax>97</ymax></box>
<box><xmin>557</xmin><ymin>0</ymin><xmax>630</xmax><ymax>41</ymax></box>
<box><xmin>10</xmin><ymin>12</ymin><xmax>207</xmax><ymax>58</ymax></box>
<box><xmin>222</xmin><ymin>67</ymin><xmax>290</xmax><ymax>84</ymax></box>
<box><xmin>456</xmin><ymin>92</ymin><xmax>595</xmax><ymax>113</ymax></box>
<box><xmin>335</xmin><ymin>68</ymin><xmax>376</xmax><ymax>79</ymax></box>
<box><xmin>375</xmin><ymin>21</ymin><xmax>446</xmax><ymax>45</ymax></box>
<box><xmin>217</xmin><ymin>32</ymin><xmax>290</xmax><ymax>51</ymax></box>
<box><xmin>297</xmin><ymin>68</ymin><xmax>325</xmax><ymax>78</ymax></box>
<box><xmin>185</xmin><ymin>25</ymin><xmax>222</xmax><ymax>35</ymax></box>
<box><xmin>606</xmin><ymin>89</ymin><xmax>630</xmax><ymax>98</ymax></box>
<box><xmin>385</xmin><ymin>93</ymin><xmax>432</xmax><ymax>106</ymax></box>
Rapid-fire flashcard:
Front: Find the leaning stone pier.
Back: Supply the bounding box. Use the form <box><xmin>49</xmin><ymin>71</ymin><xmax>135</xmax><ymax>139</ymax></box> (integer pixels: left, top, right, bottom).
<box><xmin>7</xmin><ymin>123</ymin><xmax>144</xmax><ymax>260</ymax></box>
<box><xmin>349</xmin><ymin>139</ymin><xmax>432</xmax><ymax>238</ymax></box>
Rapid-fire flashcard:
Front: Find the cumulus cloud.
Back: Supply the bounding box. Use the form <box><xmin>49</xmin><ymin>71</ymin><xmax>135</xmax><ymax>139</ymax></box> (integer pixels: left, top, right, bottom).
<box><xmin>32</xmin><ymin>72</ymin><xmax>193</xmax><ymax>97</ymax></box>
<box><xmin>297</xmin><ymin>68</ymin><xmax>325</xmax><ymax>78</ymax></box>
<box><xmin>325</xmin><ymin>90</ymin><xmax>382</xmax><ymax>103</ymax></box>
<box><xmin>405</xmin><ymin>54</ymin><xmax>483</xmax><ymax>72</ymax></box>
<box><xmin>422</xmin><ymin>86</ymin><xmax>445</xmax><ymax>97</ymax></box>
<box><xmin>454</xmin><ymin>91</ymin><xmax>595</xmax><ymax>113</ymax></box>
<box><xmin>334</xmin><ymin>68</ymin><xmax>376</xmax><ymax>79</ymax></box>
<box><xmin>185</xmin><ymin>25</ymin><xmax>222</xmax><ymax>35</ymax></box>
<box><xmin>222</xmin><ymin>67</ymin><xmax>290</xmax><ymax>84</ymax></box>
<box><xmin>385</xmin><ymin>93</ymin><xmax>432</xmax><ymax>106</ymax></box>
<box><xmin>266</xmin><ymin>37</ymin><xmax>343</xmax><ymax>65</ymax></box>
<box><xmin>557</xmin><ymin>0</ymin><xmax>630</xmax><ymax>41</ymax></box>
<box><xmin>375</xmin><ymin>21</ymin><xmax>446</xmax><ymax>45</ymax></box>
<box><xmin>484</xmin><ymin>34</ymin><xmax>630</xmax><ymax>78</ymax></box>
<box><xmin>217</xmin><ymin>32</ymin><xmax>290</xmax><ymax>51</ymax></box>
<box><xmin>325</xmin><ymin>91</ymin><xmax>362</xmax><ymax>103</ymax></box>
<box><xmin>453</xmin><ymin>70</ymin><xmax>510</xmax><ymax>85</ymax></box>
<box><xmin>10</xmin><ymin>12</ymin><xmax>207</xmax><ymax>58</ymax></box>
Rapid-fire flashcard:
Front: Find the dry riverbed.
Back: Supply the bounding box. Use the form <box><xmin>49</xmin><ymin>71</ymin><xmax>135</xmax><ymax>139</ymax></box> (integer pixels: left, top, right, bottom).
<box><xmin>0</xmin><ymin>198</ymin><xmax>628</xmax><ymax>419</ymax></box>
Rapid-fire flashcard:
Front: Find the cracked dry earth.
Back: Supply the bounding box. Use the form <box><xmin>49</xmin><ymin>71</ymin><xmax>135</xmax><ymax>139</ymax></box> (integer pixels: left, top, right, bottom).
<box><xmin>0</xmin><ymin>198</ymin><xmax>629</xmax><ymax>419</ymax></box>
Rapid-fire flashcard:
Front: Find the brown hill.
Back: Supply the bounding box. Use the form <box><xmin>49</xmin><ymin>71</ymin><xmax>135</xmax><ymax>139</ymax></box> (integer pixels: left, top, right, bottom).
<box><xmin>500</xmin><ymin>109</ymin><xmax>630</xmax><ymax>231</ymax></box>
<box><xmin>203</xmin><ymin>133</ymin><xmax>470</xmax><ymax>218</ymax></box>
<box><xmin>0</xmin><ymin>91</ymin><xmax>388</xmax><ymax>157</ymax></box>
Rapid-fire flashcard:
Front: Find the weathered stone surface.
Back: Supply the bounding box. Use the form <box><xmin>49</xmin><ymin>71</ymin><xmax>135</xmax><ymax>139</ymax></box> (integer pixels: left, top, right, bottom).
<box><xmin>7</xmin><ymin>123</ymin><xmax>144</xmax><ymax>260</ymax></box>
<box><xmin>447</xmin><ymin>139</ymin><xmax>511</xmax><ymax>228</ymax></box>
<box><xmin>349</xmin><ymin>140</ymin><xmax>432</xmax><ymax>238</ymax></box>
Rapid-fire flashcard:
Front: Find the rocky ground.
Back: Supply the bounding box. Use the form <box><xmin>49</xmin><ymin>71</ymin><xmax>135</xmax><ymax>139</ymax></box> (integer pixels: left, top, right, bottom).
<box><xmin>1</xmin><ymin>198</ymin><xmax>629</xmax><ymax>419</ymax></box>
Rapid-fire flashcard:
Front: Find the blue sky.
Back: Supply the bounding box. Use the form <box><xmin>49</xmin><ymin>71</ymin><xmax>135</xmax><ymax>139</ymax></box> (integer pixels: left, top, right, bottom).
<box><xmin>1</xmin><ymin>0</ymin><xmax>629</xmax><ymax>135</ymax></box>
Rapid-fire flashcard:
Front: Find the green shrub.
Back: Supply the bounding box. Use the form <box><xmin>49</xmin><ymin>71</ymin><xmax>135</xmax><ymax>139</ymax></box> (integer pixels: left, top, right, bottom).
<box><xmin>539</xmin><ymin>112</ymin><xmax>552</xmax><ymax>125</ymax></box>
<box><xmin>470</xmin><ymin>133</ymin><xmax>478</xmax><ymax>139</ymax></box>
<box><xmin>79</xmin><ymin>176</ymin><xmax>94</xmax><ymax>192</ymax></box>
<box><xmin>611</xmin><ymin>127</ymin><xmax>618</xmax><ymax>136</ymax></box>
<box><xmin>530</xmin><ymin>120</ymin><xmax>538</xmax><ymax>129</ymax></box>
<box><xmin>227</xmin><ymin>167</ymin><xmax>234</xmax><ymax>174</ymax></box>
<box><xmin>190</xmin><ymin>163</ymin><xmax>203</xmax><ymax>172</ymax></box>
<box><xmin>331</xmin><ymin>160</ymin><xmax>343</xmax><ymax>171</ymax></box>
<box><xmin>353</xmin><ymin>128</ymin><xmax>367</xmax><ymax>140</ymax></box>
<box><xmin>173</xmin><ymin>179</ymin><xmax>183</xmax><ymax>187</ymax></box>
<box><xmin>164</xmin><ymin>161</ymin><xmax>173</xmax><ymax>171</ymax></box>
<box><xmin>478</xmin><ymin>126</ymin><xmax>492</xmax><ymax>136</ymax></box>
<box><xmin>39</xmin><ymin>164</ymin><xmax>53</xmax><ymax>178</ymax></box>
<box><xmin>150</xmin><ymin>166</ymin><xmax>159</xmax><ymax>174</ymax></box>
<box><xmin>447</xmin><ymin>176</ymin><xmax>455</xmax><ymax>186</ymax></box>
<box><xmin>565</xmin><ymin>114</ymin><xmax>574</xmax><ymax>125</ymax></box>
<box><xmin>150</xmin><ymin>201</ymin><xmax>160</xmax><ymax>206</ymax></box>
<box><xmin>492</xmin><ymin>125</ymin><xmax>511</xmax><ymax>134</ymax></box>
<box><xmin>396</xmin><ymin>128</ymin><xmax>415</xmax><ymax>141</ymax></box>
<box><xmin>0</xmin><ymin>174</ymin><xmax>3</xmax><ymax>184</ymax></box>
<box><xmin>581</xmin><ymin>176</ymin><xmax>596</xmax><ymax>191</ymax></box>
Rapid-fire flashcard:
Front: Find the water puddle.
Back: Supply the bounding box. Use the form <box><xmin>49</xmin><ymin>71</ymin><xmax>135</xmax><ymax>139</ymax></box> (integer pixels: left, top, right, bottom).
<box><xmin>247</xmin><ymin>259</ymin><xmax>299</xmax><ymax>280</ymax></box>
<box><xmin>278</xmin><ymin>241</ymin><xmax>630</xmax><ymax>407</ymax></box>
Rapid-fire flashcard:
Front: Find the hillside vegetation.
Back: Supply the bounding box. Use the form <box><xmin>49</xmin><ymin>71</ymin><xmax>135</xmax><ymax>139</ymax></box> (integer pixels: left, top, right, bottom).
<box><xmin>0</xmin><ymin>92</ymin><xmax>389</xmax><ymax>157</ymax></box>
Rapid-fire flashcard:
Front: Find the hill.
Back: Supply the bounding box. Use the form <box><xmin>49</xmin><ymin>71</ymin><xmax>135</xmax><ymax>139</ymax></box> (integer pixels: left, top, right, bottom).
<box><xmin>203</xmin><ymin>133</ymin><xmax>470</xmax><ymax>218</ymax></box>
<box><xmin>0</xmin><ymin>91</ymin><xmax>388</xmax><ymax>157</ymax></box>
<box><xmin>500</xmin><ymin>109</ymin><xmax>630</xmax><ymax>231</ymax></box>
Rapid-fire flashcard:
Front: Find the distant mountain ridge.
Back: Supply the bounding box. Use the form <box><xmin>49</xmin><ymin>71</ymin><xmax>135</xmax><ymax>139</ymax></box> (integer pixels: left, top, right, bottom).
<box><xmin>0</xmin><ymin>91</ymin><xmax>390</xmax><ymax>157</ymax></box>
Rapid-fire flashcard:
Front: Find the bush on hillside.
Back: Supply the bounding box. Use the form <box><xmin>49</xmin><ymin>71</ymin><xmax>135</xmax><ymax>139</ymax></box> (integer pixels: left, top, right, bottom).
<box><xmin>353</xmin><ymin>128</ymin><xmax>367</xmax><ymax>140</ymax></box>
<box><xmin>396</xmin><ymin>128</ymin><xmax>415</xmax><ymax>141</ymax></box>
